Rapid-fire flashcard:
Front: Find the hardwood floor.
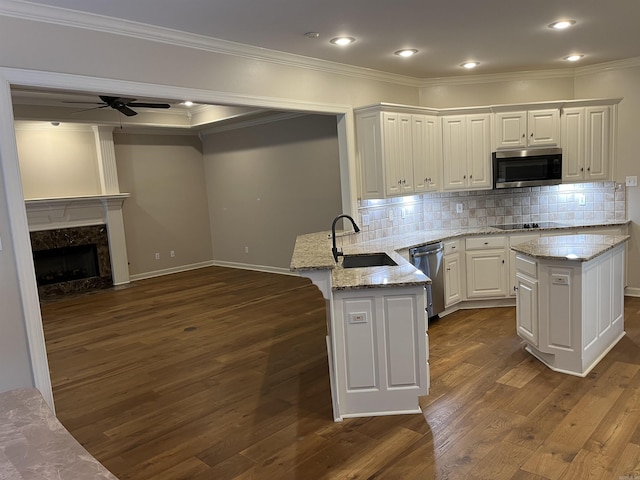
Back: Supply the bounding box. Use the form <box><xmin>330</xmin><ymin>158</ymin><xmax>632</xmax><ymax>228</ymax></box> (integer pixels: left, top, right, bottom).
<box><xmin>41</xmin><ymin>267</ymin><xmax>640</xmax><ymax>479</ymax></box>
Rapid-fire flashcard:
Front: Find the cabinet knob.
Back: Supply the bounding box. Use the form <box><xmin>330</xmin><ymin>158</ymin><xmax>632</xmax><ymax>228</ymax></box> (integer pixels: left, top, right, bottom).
<box><xmin>446</xmin><ymin>268</ymin><xmax>451</xmax><ymax>271</ymax></box>
<box><xmin>502</xmin><ymin>259</ymin><xmax>505</xmax><ymax>264</ymax></box>
<box><xmin>402</xmin><ymin>179</ymin><xmax>406</xmax><ymax>184</ymax></box>
<box><xmin>522</xmin><ymin>133</ymin><xmax>525</xmax><ymax>139</ymax></box>
<box><xmin>470</xmin><ymin>175</ymin><xmax>473</xmax><ymax>179</ymax></box>
<box><xmin>451</xmin><ymin>246</ymin><xmax>456</xmax><ymax>250</ymax></box>
<box><xmin>398</xmin><ymin>180</ymin><xmax>402</xmax><ymax>184</ymax></box>
<box><xmin>587</xmin><ymin>167</ymin><xmax>591</xmax><ymax>172</ymax></box>
<box><xmin>463</xmin><ymin>175</ymin><xmax>466</xmax><ymax>179</ymax></box>
<box><xmin>581</xmin><ymin>167</ymin><xmax>584</xmax><ymax>172</ymax></box>
<box><xmin>484</xmin><ymin>241</ymin><xmax>489</xmax><ymax>245</ymax></box>
<box><xmin>530</xmin><ymin>132</ymin><xmax>534</xmax><ymax>138</ymax></box>
<box><xmin>514</xmin><ymin>286</ymin><xmax>518</xmax><ymax>291</ymax></box>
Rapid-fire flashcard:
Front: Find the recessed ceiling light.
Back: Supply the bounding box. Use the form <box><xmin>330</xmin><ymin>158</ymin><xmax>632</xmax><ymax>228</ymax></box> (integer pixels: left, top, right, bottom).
<box><xmin>394</xmin><ymin>49</ymin><xmax>418</xmax><ymax>57</ymax></box>
<box><xmin>182</xmin><ymin>101</ymin><xmax>194</xmax><ymax>107</ymax></box>
<box><xmin>330</xmin><ymin>37</ymin><xmax>355</xmax><ymax>46</ymax></box>
<box><xmin>50</xmin><ymin>121</ymin><xmax>60</xmax><ymax>126</ymax></box>
<box><xmin>549</xmin><ymin>19</ymin><xmax>576</xmax><ymax>30</ymax></box>
<box><xmin>563</xmin><ymin>54</ymin><xmax>584</xmax><ymax>62</ymax></box>
<box><xmin>304</xmin><ymin>32</ymin><xmax>320</xmax><ymax>39</ymax></box>
<box><xmin>460</xmin><ymin>61</ymin><xmax>480</xmax><ymax>69</ymax></box>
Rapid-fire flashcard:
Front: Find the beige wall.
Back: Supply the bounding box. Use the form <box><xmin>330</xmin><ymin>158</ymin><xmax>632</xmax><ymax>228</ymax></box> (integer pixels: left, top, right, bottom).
<box><xmin>574</xmin><ymin>66</ymin><xmax>640</xmax><ymax>291</ymax></box>
<box><xmin>419</xmin><ymin>76</ymin><xmax>575</xmax><ymax>108</ymax></box>
<box><xmin>114</xmin><ymin>133</ymin><xmax>213</xmax><ymax>277</ymax></box>
<box><xmin>202</xmin><ymin>114</ymin><xmax>343</xmax><ymax>269</ymax></box>
<box><xmin>15</xmin><ymin>124</ymin><xmax>101</xmax><ymax>198</ymax></box>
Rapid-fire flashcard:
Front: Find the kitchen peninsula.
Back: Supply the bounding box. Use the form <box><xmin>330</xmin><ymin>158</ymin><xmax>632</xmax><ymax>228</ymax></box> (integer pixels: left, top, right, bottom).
<box><xmin>512</xmin><ymin>233</ymin><xmax>630</xmax><ymax>376</ymax></box>
<box><xmin>291</xmin><ymin>221</ymin><xmax>629</xmax><ymax>421</ymax></box>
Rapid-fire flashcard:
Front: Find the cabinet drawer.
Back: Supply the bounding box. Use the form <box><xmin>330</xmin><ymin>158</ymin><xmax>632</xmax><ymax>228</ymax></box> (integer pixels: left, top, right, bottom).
<box><xmin>444</xmin><ymin>239</ymin><xmax>461</xmax><ymax>255</ymax></box>
<box><xmin>466</xmin><ymin>236</ymin><xmax>506</xmax><ymax>250</ymax></box>
<box><xmin>515</xmin><ymin>254</ymin><xmax>537</xmax><ymax>279</ymax></box>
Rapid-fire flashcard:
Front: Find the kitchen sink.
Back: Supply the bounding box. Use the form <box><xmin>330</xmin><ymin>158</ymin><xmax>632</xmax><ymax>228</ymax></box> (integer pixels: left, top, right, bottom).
<box><xmin>342</xmin><ymin>252</ymin><xmax>397</xmax><ymax>268</ymax></box>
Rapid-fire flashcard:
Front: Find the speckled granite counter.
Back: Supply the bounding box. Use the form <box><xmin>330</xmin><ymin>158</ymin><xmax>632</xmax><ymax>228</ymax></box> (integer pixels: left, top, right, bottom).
<box><xmin>0</xmin><ymin>388</ymin><xmax>118</xmax><ymax>480</ymax></box>
<box><xmin>290</xmin><ymin>220</ymin><xmax>629</xmax><ymax>290</ymax></box>
<box><xmin>511</xmin><ymin>234</ymin><xmax>630</xmax><ymax>262</ymax></box>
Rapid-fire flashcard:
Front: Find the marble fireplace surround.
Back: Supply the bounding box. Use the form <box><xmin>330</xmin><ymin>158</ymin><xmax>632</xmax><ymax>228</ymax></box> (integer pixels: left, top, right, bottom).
<box><xmin>25</xmin><ymin>194</ymin><xmax>130</xmax><ymax>289</ymax></box>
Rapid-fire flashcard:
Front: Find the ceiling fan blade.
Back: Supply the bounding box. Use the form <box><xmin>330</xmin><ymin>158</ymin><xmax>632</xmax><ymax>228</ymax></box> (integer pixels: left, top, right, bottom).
<box><xmin>127</xmin><ymin>102</ymin><xmax>171</xmax><ymax>109</ymax></box>
<box><xmin>62</xmin><ymin>101</ymin><xmax>105</xmax><ymax>105</ymax></box>
<box><xmin>115</xmin><ymin>104</ymin><xmax>138</xmax><ymax>117</ymax></box>
<box><xmin>71</xmin><ymin>105</ymin><xmax>110</xmax><ymax>114</ymax></box>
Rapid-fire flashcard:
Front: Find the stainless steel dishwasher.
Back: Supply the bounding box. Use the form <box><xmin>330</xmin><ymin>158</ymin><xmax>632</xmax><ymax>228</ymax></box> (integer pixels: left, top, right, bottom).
<box><xmin>410</xmin><ymin>242</ymin><xmax>445</xmax><ymax>319</ymax></box>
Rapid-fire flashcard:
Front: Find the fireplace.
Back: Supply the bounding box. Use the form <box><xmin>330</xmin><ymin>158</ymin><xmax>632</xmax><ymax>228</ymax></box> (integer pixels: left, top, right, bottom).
<box><xmin>30</xmin><ymin>225</ymin><xmax>113</xmax><ymax>297</ymax></box>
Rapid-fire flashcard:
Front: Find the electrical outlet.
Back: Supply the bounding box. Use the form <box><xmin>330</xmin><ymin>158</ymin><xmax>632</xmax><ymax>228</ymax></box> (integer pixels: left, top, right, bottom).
<box><xmin>626</xmin><ymin>176</ymin><xmax>638</xmax><ymax>187</ymax></box>
<box><xmin>388</xmin><ymin>210</ymin><xmax>394</xmax><ymax>221</ymax></box>
<box><xmin>245</xmin><ymin>246</ymin><xmax>249</xmax><ymax>254</ymax></box>
<box><xmin>456</xmin><ymin>203</ymin><xmax>463</xmax><ymax>214</ymax></box>
<box><xmin>348</xmin><ymin>312</ymin><xmax>367</xmax><ymax>324</ymax></box>
<box><xmin>577</xmin><ymin>194</ymin><xmax>586</xmax><ymax>206</ymax></box>
<box><xmin>361</xmin><ymin>214</ymin><xmax>370</xmax><ymax>226</ymax></box>
<box><xmin>401</xmin><ymin>207</ymin><xmax>407</xmax><ymax>219</ymax></box>
<box><xmin>170</xmin><ymin>250</ymin><xmax>175</xmax><ymax>258</ymax></box>
<box><xmin>154</xmin><ymin>252</ymin><xmax>160</xmax><ymax>260</ymax></box>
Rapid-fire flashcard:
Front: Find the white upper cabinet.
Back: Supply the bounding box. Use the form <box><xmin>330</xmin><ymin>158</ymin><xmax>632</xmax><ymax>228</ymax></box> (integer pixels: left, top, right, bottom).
<box><xmin>442</xmin><ymin>113</ymin><xmax>492</xmax><ymax>191</ymax></box>
<box><xmin>494</xmin><ymin>109</ymin><xmax>560</xmax><ymax>149</ymax></box>
<box><xmin>562</xmin><ymin>105</ymin><xmax>612</xmax><ymax>183</ymax></box>
<box><xmin>356</xmin><ymin>107</ymin><xmax>441</xmax><ymax>199</ymax></box>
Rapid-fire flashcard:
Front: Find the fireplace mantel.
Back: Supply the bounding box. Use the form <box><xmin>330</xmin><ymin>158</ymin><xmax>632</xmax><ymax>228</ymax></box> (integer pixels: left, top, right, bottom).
<box><xmin>25</xmin><ymin>194</ymin><xmax>131</xmax><ymax>285</ymax></box>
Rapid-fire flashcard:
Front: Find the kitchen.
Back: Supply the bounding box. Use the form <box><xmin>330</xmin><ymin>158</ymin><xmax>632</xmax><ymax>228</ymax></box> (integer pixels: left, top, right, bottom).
<box><xmin>1</xmin><ymin>1</ymin><xmax>640</xmax><ymax>478</ymax></box>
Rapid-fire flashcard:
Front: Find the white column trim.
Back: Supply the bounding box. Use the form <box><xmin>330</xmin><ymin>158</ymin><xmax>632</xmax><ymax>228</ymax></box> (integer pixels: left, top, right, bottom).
<box><xmin>92</xmin><ymin>126</ymin><xmax>120</xmax><ymax>194</ymax></box>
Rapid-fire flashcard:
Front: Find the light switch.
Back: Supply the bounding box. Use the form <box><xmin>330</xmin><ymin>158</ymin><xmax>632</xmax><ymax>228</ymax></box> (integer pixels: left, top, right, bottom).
<box><xmin>362</xmin><ymin>214</ymin><xmax>370</xmax><ymax>226</ymax></box>
<box><xmin>626</xmin><ymin>176</ymin><xmax>638</xmax><ymax>187</ymax></box>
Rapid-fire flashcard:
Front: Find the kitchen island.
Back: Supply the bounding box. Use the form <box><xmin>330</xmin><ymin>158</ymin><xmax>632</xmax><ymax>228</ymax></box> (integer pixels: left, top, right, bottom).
<box><xmin>291</xmin><ymin>221</ymin><xmax>629</xmax><ymax>420</ymax></box>
<box><xmin>512</xmin><ymin>234</ymin><xmax>630</xmax><ymax>376</ymax></box>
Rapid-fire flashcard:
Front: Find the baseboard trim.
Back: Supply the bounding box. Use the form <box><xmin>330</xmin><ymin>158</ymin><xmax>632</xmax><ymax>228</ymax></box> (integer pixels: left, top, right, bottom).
<box><xmin>625</xmin><ymin>287</ymin><xmax>640</xmax><ymax>298</ymax></box>
<box><xmin>129</xmin><ymin>261</ymin><xmax>215</xmax><ymax>282</ymax></box>
<box><xmin>212</xmin><ymin>260</ymin><xmax>297</xmax><ymax>276</ymax></box>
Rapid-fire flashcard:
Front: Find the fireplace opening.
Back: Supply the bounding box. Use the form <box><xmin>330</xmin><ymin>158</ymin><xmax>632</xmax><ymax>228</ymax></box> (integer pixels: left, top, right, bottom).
<box><xmin>33</xmin><ymin>244</ymin><xmax>100</xmax><ymax>286</ymax></box>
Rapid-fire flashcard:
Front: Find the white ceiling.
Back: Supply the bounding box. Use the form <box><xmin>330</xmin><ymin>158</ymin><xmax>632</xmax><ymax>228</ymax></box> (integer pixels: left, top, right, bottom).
<box><xmin>14</xmin><ymin>0</ymin><xmax>640</xmax><ymax>78</ymax></box>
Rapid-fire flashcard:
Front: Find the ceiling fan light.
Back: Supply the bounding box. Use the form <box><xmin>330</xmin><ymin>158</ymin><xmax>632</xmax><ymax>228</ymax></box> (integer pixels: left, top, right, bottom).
<box><xmin>330</xmin><ymin>37</ymin><xmax>355</xmax><ymax>46</ymax></box>
<box><xmin>549</xmin><ymin>19</ymin><xmax>576</xmax><ymax>30</ymax></box>
<box><xmin>395</xmin><ymin>49</ymin><xmax>418</xmax><ymax>57</ymax></box>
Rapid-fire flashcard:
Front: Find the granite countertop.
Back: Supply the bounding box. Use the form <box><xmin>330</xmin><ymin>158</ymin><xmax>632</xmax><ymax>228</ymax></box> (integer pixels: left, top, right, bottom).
<box><xmin>290</xmin><ymin>220</ymin><xmax>629</xmax><ymax>290</ymax></box>
<box><xmin>511</xmin><ymin>234</ymin><xmax>630</xmax><ymax>262</ymax></box>
<box><xmin>0</xmin><ymin>388</ymin><xmax>119</xmax><ymax>479</ymax></box>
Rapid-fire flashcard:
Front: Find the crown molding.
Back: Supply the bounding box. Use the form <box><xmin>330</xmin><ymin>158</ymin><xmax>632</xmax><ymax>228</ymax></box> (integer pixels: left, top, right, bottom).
<box><xmin>0</xmin><ymin>0</ymin><xmax>421</xmax><ymax>88</ymax></box>
<box><xmin>574</xmin><ymin>56</ymin><xmax>640</xmax><ymax>77</ymax></box>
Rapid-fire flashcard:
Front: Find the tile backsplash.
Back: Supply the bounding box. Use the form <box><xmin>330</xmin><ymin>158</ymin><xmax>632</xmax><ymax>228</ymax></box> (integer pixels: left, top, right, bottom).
<box><xmin>355</xmin><ymin>182</ymin><xmax>626</xmax><ymax>242</ymax></box>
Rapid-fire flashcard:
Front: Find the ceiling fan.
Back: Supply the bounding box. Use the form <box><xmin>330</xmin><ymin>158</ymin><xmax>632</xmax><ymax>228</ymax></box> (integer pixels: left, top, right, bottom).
<box><xmin>65</xmin><ymin>95</ymin><xmax>171</xmax><ymax>117</ymax></box>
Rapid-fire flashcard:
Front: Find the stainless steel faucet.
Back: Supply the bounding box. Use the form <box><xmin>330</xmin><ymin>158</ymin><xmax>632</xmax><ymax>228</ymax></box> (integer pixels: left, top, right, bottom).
<box><xmin>331</xmin><ymin>214</ymin><xmax>360</xmax><ymax>262</ymax></box>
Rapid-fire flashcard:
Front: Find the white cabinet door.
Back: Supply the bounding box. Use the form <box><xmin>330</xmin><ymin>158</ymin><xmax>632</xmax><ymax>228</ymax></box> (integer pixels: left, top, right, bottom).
<box><xmin>584</xmin><ymin>106</ymin><xmax>610</xmax><ymax>181</ymax></box>
<box><xmin>515</xmin><ymin>273</ymin><xmax>538</xmax><ymax>346</ymax></box>
<box><xmin>412</xmin><ymin>115</ymin><xmax>441</xmax><ymax>193</ymax></box>
<box><xmin>561</xmin><ymin>107</ymin><xmax>585</xmax><ymax>182</ymax></box>
<box><xmin>494</xmin><ymin>111</ymin><xmax>527</xmax><ymax>149</ymax></box>
<box><xmin>444</xmin><ymin>253</ymin><xmax>462</xmax><ymax>307</ymax></box>
<box><xmin>508</xmin><ymin>233</ymin><xmax>540</xmax><ymax>297</ymax></box>
<box><xmin>562</xmin><ymin>105</ymin><xmax>612</xmax><ymax>183</ymax></box>
<box><xmin>356</xmin><ymin>111</ymin><xmax>385</xmax><ymax>199</ymax></box>
<box><xmin>443</xmin><ymin>114</ymin><xmax>491</xmax><ymax>191</ymax></box>
<box><xmin>494</xmin><ymin>109</ymin><xmax>559</xmax><ymax>149</ymax></box>
<box><xmin>442</xmin><ymin>115</ymin><xmax>468</xmax><ymax>191</ymax></box>
<box><xmin>528</xmin><ymin>109</ymin><xmax>560</xmax><ymax>147</ymax></box>
<box><xmin>467</xmin><ymin>114</ymin><xmax>492</xmax><ymax>189</ymax></box>
<box><xmin>465</xmin><ymin>250</ymin><xmax>507</xmax><ymax>298</ymax></box>
<box><xmin>383</xmin><ymin>112</ymin><xmax>413</xmax><ymax>196</ymax></box>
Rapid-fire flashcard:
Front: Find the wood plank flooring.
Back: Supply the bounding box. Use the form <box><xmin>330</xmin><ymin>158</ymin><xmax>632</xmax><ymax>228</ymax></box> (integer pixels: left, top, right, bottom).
<box><xmin>40</xmin><ymin>267</ymin><xmax>640</xmax><ymax>479</ymax></box>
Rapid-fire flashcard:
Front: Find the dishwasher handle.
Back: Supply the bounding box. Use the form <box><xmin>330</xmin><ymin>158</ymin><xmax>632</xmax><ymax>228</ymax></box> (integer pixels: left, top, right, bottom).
<box><xmin>411</xmin><ymin>246</ymin><xmax>444</xmax><ymax>258</ymax></box>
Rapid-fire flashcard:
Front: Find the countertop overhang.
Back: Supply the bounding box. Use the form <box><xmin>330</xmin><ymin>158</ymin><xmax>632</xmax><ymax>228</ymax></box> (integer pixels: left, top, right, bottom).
<box><xmin>511</xmin><ymin>233</ymin><xmax>630</xmax><ymax>262</ymax></box>
<box><xmin>290</xmin><ymin>220</ymin><xmax>630</xmax><ymax>290</ymax></box>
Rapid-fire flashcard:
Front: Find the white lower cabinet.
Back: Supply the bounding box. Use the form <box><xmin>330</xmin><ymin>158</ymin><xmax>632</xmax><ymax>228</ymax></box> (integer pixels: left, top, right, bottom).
<box><xmin>465</xmin><ymin>236</ymin><xmax>507</xmax><ymax>299</ymax></box>
<box><xmin>515</xmin><ymin>244</ymin><xmax>626</xmax><ymax>376</ymax></box>
<box><xmin>443</xmin><ymin>240</ymin><xmax>462</xmax><ymax>307</ymax></box>
<box><xmin>508</xmin><ymin>233</ymin><xmax>540</xmax><ymax>296</ymax></box>
<box><xmin>332</xmin><ymin>285</ymin><xmax>429</xmax><ymax>419</ymax></box>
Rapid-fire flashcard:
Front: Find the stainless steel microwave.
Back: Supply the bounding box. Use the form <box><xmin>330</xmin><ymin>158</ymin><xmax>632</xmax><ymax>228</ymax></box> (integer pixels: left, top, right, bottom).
<box><xmin>492</xmin><ymin>147</ymin><xmax>562</xmax><ymax>189</ymax></box>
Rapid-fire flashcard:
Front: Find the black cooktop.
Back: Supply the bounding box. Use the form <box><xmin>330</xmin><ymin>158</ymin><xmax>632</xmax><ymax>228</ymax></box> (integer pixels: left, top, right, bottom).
<box><xmin>492</xmin><ymin>222</ymin><xmax>563</xmax><ymax>230</ymax></box>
